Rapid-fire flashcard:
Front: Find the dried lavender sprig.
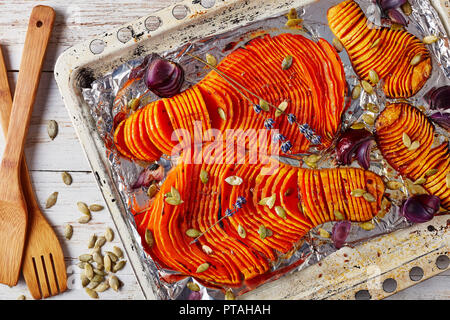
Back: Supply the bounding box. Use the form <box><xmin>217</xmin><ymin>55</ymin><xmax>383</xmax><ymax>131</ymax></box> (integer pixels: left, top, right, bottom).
<box><xmin>189</xmin><ymin>196</ymin><xmax>246</xmax><ymax>245</ymax></box>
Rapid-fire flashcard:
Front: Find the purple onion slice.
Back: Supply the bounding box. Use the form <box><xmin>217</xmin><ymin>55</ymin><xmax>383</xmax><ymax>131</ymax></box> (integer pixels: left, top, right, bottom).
<box><xmin>401</xmin><ymin>195</ymin><xmax>441</xmax><ymax>223</ymax></box>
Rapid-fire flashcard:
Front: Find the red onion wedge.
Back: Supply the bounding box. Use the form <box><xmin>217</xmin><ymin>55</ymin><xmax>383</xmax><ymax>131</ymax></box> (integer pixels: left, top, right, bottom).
<box><xmin>336</xmin><ymin>128</ymin><xmax>374</xmax><ymax>169</ymax></box>
<box><xmin>378</xmin><ymin>0</ymin><xmax>407</xmax><ymax>10</ymax></box>
<box><xmin>132</xmin><ymin>164</ymin><xmax>164</xmax><ymax>189</ymax></box>
<box><xmin>332</xmin><ymin>221</ymin><xmax>352</xmax><ymax>249</ymax></box>
<box><xmin>425</xmin><ymin>86</ymin><xmax>450</xmax><ymax>111</ymax></box>
<box><xmin>401</xmin><ymin>195</ymin><xmax>441</xmax><ymax>223</ymax></box>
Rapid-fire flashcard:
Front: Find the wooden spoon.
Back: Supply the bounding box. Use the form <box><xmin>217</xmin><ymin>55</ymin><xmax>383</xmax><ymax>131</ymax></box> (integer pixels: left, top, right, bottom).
<box><xmin>0</xmin><ymin>5</ymin><xmax>55</xmax><ymax>286</ymax></box>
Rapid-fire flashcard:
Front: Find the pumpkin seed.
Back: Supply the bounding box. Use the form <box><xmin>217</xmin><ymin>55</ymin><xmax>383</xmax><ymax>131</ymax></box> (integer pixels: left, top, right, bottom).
<box><xmin>318</xmin><ymin>228</ymin><xmax>330</xmax><ymax>238</ymax></box>
<box><xmin>147</xmin><ymin>184</ymin><xmax>158</xmax><ymax>198</ymax></box>
<box><xmin>81</xmin><ymin>274</ymin><xmax>90</xmax><ymax>287</ymax></box>
<box><xmin>360</xmin><ymin>221</ymin><xmax>375</xmax><ymax>231</ymax></box>
<box><xmin>87</xmin><ymin>234</ymin><xmax>97</xmax><ymax>249</ymax></box>
<box><xmin>351</xmin><ymin>122</ymin><xmax>366</xmax><ymax>130</ymax></box>
<box><xmin>281</xmin><ymin>55</ymin><xmax>293</xmax><ymax>70</ymax></box>
<box><xmin>47</xmin><ymin>120</ymin><xmax>58</xmax><ymax>140</ymax></box>
<box><xmin>423</xmin><ymin>35</ymin><xmax>439</xmax><ymax>44</ymax></box>
<box><xmin>93</xmin><ymin>252</ymin><xmax>103</xmax><ymax>266</ymax></box>
<box><xmin>186</xmin><ymin>228</ymin><xmax>202</xmax><ymax>238</ymax></box>
<box><xmin>259</xmin><ymin>99</ymin><xmax>270</xmax><ymax>112</ymax></box>
<box><xmin>370</xmin><ymin>38</ymin><xmax>381</xmax><ymax>49</ymax></box>
<box><xmin>105</xmin><ymin>227</ymin><xmax>114</xmax><ymax>242</ymax></box>
<box><xmin>386</xmin><ymin>181</ymin><xmax>403</xmax><ymax>190</ymax></box>
<box><xmin>145</xmin><ymin>229</ymin><xmax>154</xmax><ymax>247</ymax></box>
<box><xmin>237</xmin><ymin>224</ymin><xmax>246</xmax><ymax>238</ymax></box>
<box><xmin>104</xmin><ymin>255</ymin><xmax>112</xmax><ymax>273</ymax></box>
<box><xmin>401</xmin><ymin>2</ymin><xmax>412</xmax><ymax>15</ymax></box>
<box><xmin>113</xmin><ymin>246</ymin><xmax>123</xmax><ymax>258</ymax></box>
<box><xmin>202</xmin><ymin>245</ymin><xmax>213</xmax><ymax>255</ymax></box>
<box><xmin>187</xmin><ymin>282</ymin><xmax>200</xmax><ymax>292</ymax></box>
<box><xmin>275</xmin><ymin>101</ymin><xmax>288</xmax><ymax>118</ymax></box>
<box><xmin>45</xmin><ymin>192</ymin><xmax>58</xmax><ymax>209</ymax></box>
<box><xmin>285</xmin><ymin>18</ymin><xmax>303</xmax><ymax>27</ymax></box>
<box><xmin>94</xmin><ymin>281</ymin><xmax>109</xmax><ymax>292</ymax></box>
<box><xmin>84</xmin><ymin>263</ymin><xmax>94</xmax><ymax>280</ymax></box>
<box><xmin>425</xmin><ymin>169</ymin><xmax>438</xmax><ymax>177</ymax></box>
<box><xmin>17</xmin><ymin>295</ymin><xmax>26</xmax><ymax>300</ymax></box>
<box><xmin>89</xmin><ymin>281</ymin><xmax>101</xmax><ymax>290</ymax></box>
<box><xmin>409</xmin><ymin>141</ymin><xmax>420</xmax><ymax>151</ymax></box>
<box><xmin>361</xmin><ymin>80</ymin><xmax>374</xmax><ymax>94</ymax></box>
<box><xmin>94</xmin><ymin>236</ymin><xmax>106</xmax><ymax>249</ymax></box>
<box><xmin>85</xmin><ymin>287</ymin><xmax>98</xmax><ymax>299</ymax></box>
<box><xmin>363</xmin><ymin>192</ymin><xmax>376</xmax><ymax>202</ymax></box>
<box><xmin>205</xmin><ymin>53</ymin><xmax>217</xmax><ymax>67</ymax></box>
<box><xmin>258</xmin><ymin>193</ymin><xmax>276</xmax><ymax>209</ymax></box>
<box><xmin>402</xmin><ymin>133</ymin><xmax>412</xmax><ymax>148</ymax></box>
<box><xmin>89</xmin><ymin>204</ymin><xmax>104</xmax><ymax>212</ymax></box>
<box><xmin>351</xmin><ymin>189</ymin><xmax>365</xmax><ymax>197</ymax></box>
<box><xmin>77</xmin><ymin>202</ymin><xmax>90</xmax><ymax>215</ymax></box>
<box><xmin>366</xmin><ymin>103</ymin><xmax>379</xmax><ymax>113</ymax></box>
<box><xmin>79</xmin><ymin>254</ymin><xmax>92</xmax><ymax>262</ymax></box>
<box><xmin>196</xmin><ymin>263</ymin><xmax>209</xmax><ymax>273</ymax></box>
<box><xmin>287</xmin><ymin>8</ymin><xmax>298</xmax><ymax>20</ymax></box>
<box><xmin>165</xmin><ymin>197</ymin><xmax>183</xmax><ymax>206</ymax></box>
<box><xmin>446</xmin><ymin>173</ymin><xmax>450</xmax><ymax>188</ymax></box>
<box><xmin>200</xmin><ymin>169</ymin><xmax>209</xmax><ymax>184</ymax></box>
<box><xmin>217</xmin><ymin>107</ymin><xmax>226</xmax><ymax>121</ymax></box>
<box><xmin>128</xmin><ymin>98</ymin><xmax>140</xmax><ymax>111</ymax></box>
<box><xmin>369</xmin><ymin>70</ymin><xmax>379</xmax><ymax>84</ymax></box>
<box><xmin>410</xmin><ymin>54</ymin><xmax>422</xmax><ymax>66</ymax></box>
<box><xmin>275</xmin><ymin>206</ymin><xmax>287</xmax><ymax>220</ymax></box>
<box><xmin>94</xmin><ymin>268</ymin><xmax>106</xmax><ymax>276</ymax></box>
<box><xmin>77</xmin><ymin>262</ymin><xmax>86</xmax><ymax>269</ymax></box>
<box><xmin>362</xmin><ymin>114</ymin><xmax>375</xmax><ymax>126</ymax></box>
<box><xmin>352</xmin><ymin>84</ymin><xmax>362</xmax><ymax>100</ymax></box>
<box><xmin>334</xmin><ymin>210</ymin><xmax>345</xmax><ymax>220</ymax></box>
<box><xmin>171</xmin><ymin>187</ymin><xmax>181</xmax><ymax>201</ymax></box>
<box><xmin>78</xmin><ymin>214</ymin><xmax>91</xmax><ymax>224</ymax></box>
<box><xmin>106</xmin><ymin>252</ymin><xmax>118</xmax><ymax>263</ymax></box>
<box><xmin>332</xmin><ymin>37</ymin><xmax>344</xmax><ymax>52</ymax></box>
<box><xmin>113</xmin><ymin>260</ymin><xmax>126</xmax><ymax>273</ymax></box>
<box><xmin>62</xmin><ymin>171</ymin><xmax>72</xmax><ymax>185</ymax></box>
<box><xmin>304</xmin><ymin>159</ymin><xmax>318</xmax><ymax>169</ymax></box>
<box><xmin>258</xmin><ymin>225</ymin><xmax>267</xmax><ymax>240</ymax></box>
<box><xmin>414</xmin><ymin>177</ymin><xmax>427</xmax><ymax>185</ymax></box>
<box><xmin>225</xmin><ymin>175</ymin><xmax>243</xmax><ymax>186</ymax></box>
<box><xmin>225</xmin><ymin>289</ymin><xmax>236</xmax><ymax>300</ymax></box>
<box><xmin>91</xmin><ymin>274</ymin><xmax>104</xmax><ymax>283</ymax></box>
<box><xmin>64</xmin><ymin>224</ymin><xmax>73</xmax><ymax>240</ymax></box>
<box><xmin>390</xmin><ymin>23</ymin><xmax>404</xmax><ymax>31</ymax></box>
<box><xmin>109</xmin><ymin>276</ymin><xmax>120</xmax><ymax>292</ymax></box>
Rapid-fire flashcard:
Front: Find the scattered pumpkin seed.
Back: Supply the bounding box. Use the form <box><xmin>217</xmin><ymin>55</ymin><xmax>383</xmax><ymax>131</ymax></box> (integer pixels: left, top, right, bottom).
<box><xmin>128</xmin><ymin>98</ymin><xmax>140</xmax><ymax>111</ymax></box>
<box><xmin>87</xmin><ymin>234</ymin><xmax>97</xmax><ymax>249</ymax></box>
<box><xmin>225</xmin><ymin>289</ymin><xmax>236</xmax><ymax>300</ymax></box>
<box><xmin>93</xmin><ymin>252</ymin><xmax>103</xmax><ymax>266</ymax></box>
<box><xmin>318</xmin><ymin>228</ymin><xmax>330</xmax><ymax>238</ymax></box>
<box><xmin>386</xmin><ymin>181</ymin><xmax>403</xmax><ymax>190</ymax></box>
<box><xmin>113</xmin><ymin>260</ymin><xmax>126</xmax><ymax>273</ymax></box>
<box><xmin>334</xmin><ymin>210</ymin><xmax>345</xmax><ymax>220</ymax></box>
<box><xmin>237</xmin><ymin>224</ymin><xmax>246</xmax><ymax>238</ymax></box>
<box><xmin>281</xmin><ymin>55</ymin><xmax>293</xmax><ymax>70</ymax></box>
<box><xmin>363</xmin><ymin>192</ymin><xmax>376</xmax><ymax>202</ymax></box>
<box><xmin>113</xmin><ymin>246</ymin><xmax>123</xmax><ymax>258</ymax></box>
<box><xmin>202</xmin><ymin>245</ymin><xmax>213</xmax><ymax>255</ymax></box>
<box><xmin>361</xmin><ymin>80</ymin><xmax>374</xmax><ymax>94</ymax></box>
<box><xmin>362</xmin><ymin>114</ymin><xmax>375</xmax><ymax>126</ymax></box>
<box><xmin>402</xmin><ymin>133</ymin><xmax>412</xmax><ymax>148</ymax></box>
<box><xmin>89</xmin><ymin>204</ymin><xmax>104</xmax><ymax>212</ymax></box>
<box><xmin>275</xmin><ymin>206</ymin><xmax>287</xmax><ymax>220</ymax></box>
<box><xmin>106</xmin><ymin>251</ymin><xmax>118</xmax><ymax>263</ymax></box>
<box><xmin>89</xmin><ymin>281</ymin><xmax>101</xmax><ymax>290</ymax></box>
<box><xmin>200</xmin><ymin>169</ymin><xmax>209</xmax><ymax>184</ymax></box>
<box><xmin>196</xmin><ymin>263</ymin><xmax>209</xmax><ymax>273</ymax></box>
<box><xmin>85</xmin><ymin>287</ymin><xmax>98</xmax><ymax>299</ymax></box>
<box><xmin>413</xmin><ymin>177</ymin><xmax>427</xmax><ymax>185</ymax></box>
<box><xmin>410</xmin><ymin>54</ymin><xmax>422</xmax><ymax>66</ymax></box>
<box><xmin>405</xmin><ymin>179</ymin><xmax>429</xmax><ymax>195</ymax></box>
<box><xmin>275</xmin><ymin>101</ymin><xmax>289</xmax><ymax>118</ymax></box>
<box><xmin>171</xmin><ymin>187</ymin><xmax>181</xmax><ymax>201</ymax></box>
<box><xmin>205</xmin><ymin>53</ymin><xmax>217</xmax><ymax>67</ymax></box>
<box><xmin>370</xmin><ymin>38</ymin><xmax>381</xmax><ymax>49</ymax></box>
<box><xmin>187</xmin><ymin>282</ymin><xmax>200</xmax><ymax>292</ymax></box>
<box><xmin>332</xmin><ymin>37</ymin><xmax>344</xmax><ymax>52</ymax></box>
<box><xmin>81</xmin><ymin>274</ymin><xmax>90</xmax><ymax>287</ymax></box>
<box><xmin>165</xmin><ymin>197</ymin><xmax>183</xmax><ymax>206</ymax></box>
<box><xmin>305</xmin><ymin>154</ymin><xmax>321</xmax><ymax>163</ymax></box>
<box><xmin>91</xmin><ymin>274</ymin><xmax>104</xmax><ymax>283</ymax></box>
<box><xmin>77</xmin><ymin>262</ymin><xmax>86</xmax><ymax>269</ymax></box>
<box><xmin>446</xmin><ymin>173</ymin><xmax>450</xmax><ymax>188</ymax></box>
<box><xmin>390</xmin><ymin>23</ymin><xmax>404</xmax><ymax>31</ymax></box>
<box><xmin>84</xmin><ymin>263</ymin><xmax>94</xmax><ymax>280</ymax></box>
<box><xmin>147</xmin><ymin>184</ymin><xmax>158</xmax><ymax>198</ymax></box>
<box><xmin>186</xmin><ymin>228</ymin><xmax>202</xmax><ymax>238</ymax></box>
<box><xmin>351</xmin><ymin>189</ymin><xmax>365</xmax><ymax>197</ymax></box>
<box><xmin>352</xmin><ymin>84</ymin><xmax>362</xmax><ymax>100</ymax></box>
<box><xmin>257</xmin><ymin>99</ymin><xmax>269</xmax><ymax>112</ymax></box>
<box><xmin>17</xmin><ymin>295</ymin><xmax>26</xmax><ymax>300</ymax></box>
<box><xmin>47</xmin><ymin>120</ymin><xmax>58</xmax><ymax>140</ymax></box>
<box><xmin>77</xmin><ymin>202</ymin><xmax>90</xmax><ymax>215</ymax></box>
<box><xmin>145</xmin><ymin>229</ymin><xmax>154</xmax><ymax>247</ymax></box>
<box><xmin>409</xmin><ymin>141</ymin><xmax>420</xmax><ymax>151</ymax></box>
<box><xmin>109</xmin><ymin>276</ymin><xmax>120</xmax><ymax>292</ymax></box>
<box><xmin>94</xmin><ymin>236</ymin><xmax>106</xmax><ymax>249</ymax></box>
<box><xmin>45</xmin><ymin>192</ymin><xmax>58</xmax><ymax>209</ymax></box>
<box><xmin>360</xmin><ymin>221</ymin><xmax>375</xmax><ymax>231</ymax></box>
<box><xmin>225</xmin><ymin>175</ymin><xmax>243</xmax><ymax>186</ymax></box>
<box><xmin>104</xmin><ymin>255</ymin><xmax>112</xmax><ymax>273</ymax></box>
<box><xmin>287</xmin><ymin>8</ymin><xmax>298</xmax><ymax>20</ymax></box>
<box><xmin>79</xmin><ymin>254</ymin><xmax>92</xmax><ymax>262</ymax></box>
<box><xmin>259</xmin><ymin>193</ymin><xmax>276</xmax><ymax>209</ymax></box>
<box><xmin>78</xmin><ymin>214</ymin><xmax>91</xmax><ymax>224</ymax></box>
<box><xmin>369</xmin><ymin>70</ymin><xmax>379</xmax><ymax>84</ymax></box>
<box><xmin>425</xmin><ymin>169</ymin><xmax>438</xmax><ymax>177</ymax></box>
<box><xmin>217</xmin><ymin>107</ymin><xmax>226</xmax><ymax>121</ymax></box>
<box><xmin>258</xmin><ymin>225</ymin><xmax>267</xmax><ymax>240</ymax></box>
<box><xmin>94</xmin><ymin>268</ymin><xmax>106</xmax><ymax>276</ymax></box>
<box><xmin>64</xmin><ymin>224</ymin><xmax>73</xmax><ymax>240</ymax></box>
<box><xmin>304</xmin><ymin>159</ymin><xmax>318</xmax><ymax>169</ymax></box>
<box><xmin>285</xmin><ymin>18</ymin><xmax>303</xmax><ymax>27</ymax></box>
<box><xmin>401</xmin><ymin>2</ymin><xmax>412</xmax><ymax>15</ymax></box>
<box><xmin>105</xmin><ymin>227</ymin><xmax>114</xmax><ymax>242</ymax></box>
<box><xmin>61</xmin><ymin>171</ymin><xmax>72</xmax><ymax>185</ymax></box>
<box><xmin>94</xmin><ymin>281</ymin><xmax>109</xmax><ymax>292</ymax></box>
<box><xmin>366</xmin><ymin>103</ymin><xmax>380</xmax><ymax>113</ymax></box>
<box><xmin>351</xmin><ymin>122</ymin><xmax>366</xmax><ymax>130</ymax></box>
<box><xmin>423</xmin><ymin>35</ymin><xmax>439</xmax><ymax>44</ymax></box>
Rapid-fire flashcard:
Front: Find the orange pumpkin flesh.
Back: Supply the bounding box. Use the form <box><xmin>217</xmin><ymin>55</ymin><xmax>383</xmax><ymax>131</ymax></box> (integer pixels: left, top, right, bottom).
<box><xmin>327</xmin><ymin>0</ymin><xmax>432</xmax><ymax>98</ymax></box>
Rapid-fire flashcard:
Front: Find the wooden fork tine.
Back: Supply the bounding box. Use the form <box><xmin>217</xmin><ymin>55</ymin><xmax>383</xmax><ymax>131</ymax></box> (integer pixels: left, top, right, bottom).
<box><xmin>49</xmin><ymin>252</ymin><xmax>67</xmax><ymax>293</ymax></box>
<box><xmin>22</xmin><ymin>256</ymin><xmax>42</xmax><ymax>299</ymax></box>
<box><xmin>33</xmin><ymin>256</ymin><xmax>51</xmax><ymax>298</ymax></box>
<box><xmin>43</xmin><ymin>254</ymin><xmax>59</xmax><ymax>295</ymax></box>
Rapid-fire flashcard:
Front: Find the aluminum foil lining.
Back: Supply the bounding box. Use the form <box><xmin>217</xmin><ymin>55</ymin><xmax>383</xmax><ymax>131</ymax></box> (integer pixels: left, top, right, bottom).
<box><xmin>81</xmin><ymin>0</ymin><xmax>450</xmax><ymax>300</ymax></box>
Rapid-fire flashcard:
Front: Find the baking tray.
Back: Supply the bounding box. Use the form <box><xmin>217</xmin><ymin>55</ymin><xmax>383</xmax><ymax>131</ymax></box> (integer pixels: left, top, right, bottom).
<box><xmin>54</xmin><ymin>0</ymin><xmax>450</xmax><ymax>300</ymax></box>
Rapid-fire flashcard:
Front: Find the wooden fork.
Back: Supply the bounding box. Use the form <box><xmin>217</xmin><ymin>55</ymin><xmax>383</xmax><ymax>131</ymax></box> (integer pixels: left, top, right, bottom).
<box><xmin>0</xmin><ymin>9</ymin><xmax>66</xmax><ymax>298</ymax></box>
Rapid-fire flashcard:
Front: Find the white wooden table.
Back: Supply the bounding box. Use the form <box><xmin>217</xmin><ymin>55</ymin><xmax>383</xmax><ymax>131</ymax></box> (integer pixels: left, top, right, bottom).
<box><xmin>0</xmin><ymin>0</ymin><xmax>448</xmax><ymax>300</ymax></box>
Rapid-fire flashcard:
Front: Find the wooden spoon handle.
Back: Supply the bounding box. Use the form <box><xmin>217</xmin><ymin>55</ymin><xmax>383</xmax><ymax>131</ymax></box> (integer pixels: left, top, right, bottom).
<box><xmin>1</xmin><ymin>6</ymin><xmax>54</xmax><ymax>169</ymax></box>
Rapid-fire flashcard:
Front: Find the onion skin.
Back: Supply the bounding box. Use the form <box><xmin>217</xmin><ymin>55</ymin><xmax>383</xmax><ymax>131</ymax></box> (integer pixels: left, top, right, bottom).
<box><xmin>132</xmin><ymin>165</ymin><xmax>164</xmax><ymax>189</ymax></box>
<box><xmin>332</xmin><ymin>221</ymin><xmax>352</xmax><ymax>249</ymax></box>
<box><xmin>387</xmin><ymin>8</ymin><xmax>407</xmax><ymax>25</ymax></box>
<box><xmin>401</xmin><ymin>195</ymin><xmax>441</xmax><ymax>223</ymax></box>
<box><xmin>355</xmin><ymin>140</ymin><xmax>373</xmax><ymax>170</ymax></box>
<box><xmin>429</xmin><ymin>112</ymin><xmax>450</xmax><ymax>131</ymax></box>
<box><xmin>425</xmin><ymin>86</ymin><xmax>450</xmax><ymax>111</ymax></box>
<box><xmin>378</xmin><ymin>0</ymin><xmax>407</xmax><ymax>10</ymax></box>
<box><xmin>336</xmin><ymin>128</ymin><xmax>373</xmax><ymax>168</ymax></box>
